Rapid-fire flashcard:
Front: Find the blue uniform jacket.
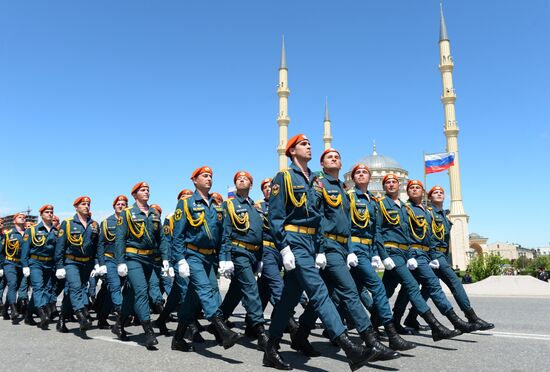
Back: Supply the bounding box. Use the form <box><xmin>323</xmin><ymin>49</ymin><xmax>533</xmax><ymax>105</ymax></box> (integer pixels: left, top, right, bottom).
<box><xmin>21</xmin><ymin>222</ymin><xmax>58</xmax><ymax>267</ymax></box>
<box><xmin>348</xmin><ymin>187</ymin><xmax>384</xmax><ymax>258</ymax></box>
<box><xmin>97</xmin><ymin>214</ymin><xmax>118</xmax><ymax>266</ymax></box>
<box><xmin>220</xmin><ymin>194</ymin><xmax>263</xmax><ymax>261</ymax></box>
<box><xmin>256</xmin><ymin>198</ymin><xmax>275</xmax><ymax>244</ymax></box>
<box><xmin>171</xmin><ymin>190</ymin><xmax>224</xmax><ymax>263</ymax></box>
<box><xmin>55</xmin><ymin>214</ymin><xmax>99</xmax><ymax>269</ymax></box>
<box><xmin>405</xmin><ymin>201</ymin><xmax>436</xmax><ymax>259</ymax></box>
<box><xmin>374</xmin><ymin>196</ymin><xmax>411</xmax><ymax>258</ymax></box>
<box><xmin>428</xmin><ymin>204</ymin><xmax>453</xmax><ymax>260</ymax></box>
<box><xmin>268</xmin><ymin>162</ymin><xmax>322</xmax><ymax>251</ymax></box>
<box><xmin>1</xmin><ymin>227</ymin><xmax>26</xmax><ymax>268</ymax></box>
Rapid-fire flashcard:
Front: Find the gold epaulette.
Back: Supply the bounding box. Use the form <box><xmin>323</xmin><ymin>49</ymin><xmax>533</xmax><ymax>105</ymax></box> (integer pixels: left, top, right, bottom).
<box><xmin>346</xmin><ymin>189</ymin><xmax>355</xmax><ymax>196</ymax></box>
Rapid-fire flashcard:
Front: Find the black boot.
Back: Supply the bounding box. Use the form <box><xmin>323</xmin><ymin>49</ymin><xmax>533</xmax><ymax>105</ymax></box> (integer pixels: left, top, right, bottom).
<box><xmin>97</xmin><ymin>310</ymin><xmax>110</xmax><ymax>329</ymax></box>
<box><xmin>36</xmin><ymin>307</ymin><xmax>49</xmax><ymax>329</ymax></box>
<box><xmin>403</xmin><ymin>308</ymin><xmax>430</xmax><ymax>331</ymax></box>
<box><xmin>290</xmin><ymin>325</ymin><xmax>321</xmax><ymax>357</ymax></box>
<box><xmin>75</xmin><ymin>309</ymin><xmax>92</xmax><ymax>331</ymax></box>
<box><xmin>10</xmin><ymin>304</ymin><xmax>20</xmax><ymax>324</ymax></box>
<box><xmin>172</xmin><ymin>323</ymin><xmax>194</xmax><ymax>352</ymax></box>
<box><xmin>56</xmin><ymin>313</ymin><xmax>69</xmax><ymax>333</ymax></box>
<box><xmin>48</xmin><ymin>303</ymin><xmax>59</xmax><ymax>321</ymax></box>
<box><xmin>262</xmin><ymin>336</ymin><xmax>292</xmax><ymax>370</ymax></box>
<box><xmin>152</xmin><ymin>301</ymin><xmax>164</xmax><ymax>315</ymax></box>
<box><xmin>142</xmin><ymin>320</ymin><xmax>159</xmax><ymax>349</ymax></box>
<box><xmin>82</xmin><ymin>306</ymin><xmax>93</xmax><ymax>323</ymax></box>
<box><xmin>254</xmin><ymin>324</ymin><xmax>269</xmax><ymax>352</ymax></box>
<box><xmin>360</xmin><ymin>327</ymin><xmax>400</xmax><ymax>361</ymax></box>
<box><xmin>24</xmin><ymin>307</ymin><xmax>37</xmax><ymax>326</ymax></box>
<box><xmin>111</xmin><ymin>311</ymin><xmax>129</xmax><ymax>341</ymax></box>
<box><xmin>19</xmin><ymin>299</ymin><xmax>29</xmax><ymax>315</ymax></box>
<box><xmin>322</xmin><ymin>329</ymin><xmax>339</xmax><ymax>346</ymax></box>
<box><xmin>245</xmin><ymin>322</ymin><xmax>259</xmax><ymax>339</ymax></box>
<box><xmin>335</xmin><ymin>332</ymin><xmax>382</xmax><ymax>372</ymax></box>
<box><xmin>211</xmin><ymin>316</ymin><xmax>242</xmax><ymax>349</ymax></box>
<box><xmin>153</xmin><ymin>311</ymin><xmax>170</xmax><ymax>336</ymax></box>
<box><xmin>446</xmin><ymin>309</ymin><xmax>480</xmax><ymax>333</ymax></box>
<box><xmin>284</xmin><ymin>317</ymin><xmax>299</xmax><ymax>336</ymax></box>
<box><xmin>420</xmin><ymin>310</ymin><xmax>462</xmax><ymax>342</ymax></box>
<box><xmin>3</xmin><ymin>302</ymin><xmax>10</xmax><ymax>320</ymax></box>
<box><xmin>384</xmin><ymin>322</ymin><xmax>416</xmax><ymax>351</ymax></box>
<box><xmin>464</xmin><ymin>308</ymin><xmax>494</xmax><ymax>331</ymax></box>
<box><xmin>184</xmin><ymin>321</ymin><xmax>205</xmax><ymax>343</ymax></box>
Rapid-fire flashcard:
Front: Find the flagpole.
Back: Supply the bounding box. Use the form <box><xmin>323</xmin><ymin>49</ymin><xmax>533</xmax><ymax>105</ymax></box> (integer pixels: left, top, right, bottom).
<box><xmin>423</xmin><ymin>151</ymin><xmax>428</xmax><ymax>206</ymax></box>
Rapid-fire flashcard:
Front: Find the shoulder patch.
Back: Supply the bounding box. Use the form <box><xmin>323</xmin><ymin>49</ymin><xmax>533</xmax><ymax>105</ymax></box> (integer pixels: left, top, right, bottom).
<box><xmin>271</xmin><ymin>184</ymin><xmax>280</xmax><ymax>196</ymax></box>
<box><xmin>58</xmin><ymin>229</ymin><xmax>64</xmax><ymax>237</ymax></box>
<box><xmin>174</xmin><ymin>208</ymin><xmax>183</xmax><ymax>221</ymax></box>
<box><xmin>163</xmin><ymin>225</ymin><xmax>170</xmax><ymax>235</ymax></box>
<box><xmin>116</xmin><ymin>217</ymin><xmax>123</xmax><ymax>226</ymax></box>
<box><xmin>23</xmin><ymin>234</ymin><xmax>29</xmax><ymax>241</ymax></box>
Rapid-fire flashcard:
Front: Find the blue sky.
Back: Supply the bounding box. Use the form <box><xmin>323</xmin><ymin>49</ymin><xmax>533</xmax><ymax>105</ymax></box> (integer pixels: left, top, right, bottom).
<box><xmin>1</xmin><ymin>1</ymin><xmax>548</xmax><ymax>247</ymax></box>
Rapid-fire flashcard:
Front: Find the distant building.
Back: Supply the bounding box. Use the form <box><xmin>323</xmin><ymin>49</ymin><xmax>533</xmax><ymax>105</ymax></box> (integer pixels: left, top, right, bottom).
<box><xmin>1</xmin><ymin>208</ymin><xmax>38</xmax><ymax>230</ymax></box>
<box><xmin>468</xmin><ymin>233</ymin><xmax>536</xmax><ymax>260</ymax></box>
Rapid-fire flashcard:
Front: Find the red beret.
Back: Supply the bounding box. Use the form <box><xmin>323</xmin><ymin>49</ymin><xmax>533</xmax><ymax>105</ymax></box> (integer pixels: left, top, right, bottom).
<box><xmin>190</xmin><ymin>166</ymin><xmax>213</xmax><ymax>179</ymax></box>
<box><xmin>260</xmin><ymin>178</ymin><xmax>272</xmax><ymax>190</ymax></box>
<box><xmin>233</xmin><ymin>171</ymin><xmax>253</xmax><ymax>184</ymax></box>
<box><xmin>382</xmin><ymin>174</ymin><xmax>399</xmax><ymax>185</ymax></box>
<box><xmin>39</xmin><ymin>204</ymin><xmax>54</xmax><ymax>214</ymax></box>
<box><xmin>150</xmin><ymin>204</ymin><xmax>162</xmax><ymax>214</ymax></box>
<box><xmin>73</xmin><ymin>196</ymin><xmax>91</xmax><ymax>207</ymax></box>
<box><xmin>211</xmin><ymin>192</ymin><xmax>223</xmax><ymax>204</ymax></box>
<box><xmin>320</xmin><ymin>148</ymin><xmax>340</xmax><ymax>162</ymax></box>
<box><xmin>428</xmin><ymin>186</ymin><xmax>444</xmax><ymax>198</ymax></box>
<box><xmin>13</xmin><ymin>212</ymin><xmax>26</xmax><ymax>220</ymax></box>
<box><xmin>112</xmin><ymin>195</ymin><xmax>128</xmax><ymax>207</ymax></box>
<box><xmin>131</xmin><ymin>182</ymin><xmax>149</xmax><ymax>195</ymax></box>
<box><xmin>285</xmin><ymin>134</ymin><xmax>308</xmax><ymax>157</ymax></box>
<box><xmin>177</xmin><ymin>189</ymin><xmax>193</xmax><ymax>200</ymax></box>
<box><xmin>351</xmin><ymin>164</ymin><xmax>370</xmax><ymax>178</ymax></box>
<box><xmin>406</xmin><ymin>180</ymin><xmax>424</xmax><ymax>190</ymax></box>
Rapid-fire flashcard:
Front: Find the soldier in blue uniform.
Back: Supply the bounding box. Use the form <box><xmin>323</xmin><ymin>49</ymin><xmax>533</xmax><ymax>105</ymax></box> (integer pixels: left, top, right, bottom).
<box><xmin>54</xmin><ymin>196</ymin><xmax>99</xmax><ymax>332</ymax></box>
<box><xmin>264</xmin><ymin>134</ymin><xmax>382</xmax><ymax>371</ymax></box>
<box><xmin>391</xmin><ymin>180</ymin><xmax>478</xmax><ymax>334</ymax></box>
<box><xmin>0</xmin><ymin>218</ymin><xmax>5</xmax><ymax>316</ymax></box>
<box><xmin>114</xmin><ymin>182</ymin><xmax>170</xmax><ymax>349</ymax></box>
<box><xmin>346</xmin><ymin>164</ymin><xmax>416</xmax><ymax>351</ymax></box>
<box><xmin>219</xmin><ymin>171</ymin><xmax>269</xmax><ymax>351</ymax></box>
<box><xmin>1</xmin><ymin>212</ymin><xmax>28</xmax><ymax>323</ymax></box>
<box><xmin>95</xmin><ymin>195</ymin><xmax>128</xmax><ymax>329</ymax></box>
<box><xmin>171</xmin><ymin>166</ymin><xmax>241</xmax><ymax>351</ymax></box>
<box><xmin>21</xmin><ymin>204</ymin><xmax>58</xmax><ymax>329</ymax></box>
<box><xmin>402</xmin><ymin>185</ymin><xmax>494</xmax><ymax>331</ymax></box>
<box><xmin>378</xmin><ymin>175</ymin><xmax>461</xmax><ymax>341</ymax></box>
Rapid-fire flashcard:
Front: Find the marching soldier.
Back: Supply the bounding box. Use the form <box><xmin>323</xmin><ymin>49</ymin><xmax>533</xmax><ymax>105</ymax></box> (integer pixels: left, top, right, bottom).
<box><xmin>147</xmin><ymin>203</ymin><xmax>172</xmax><ymax>314</ymax></box>
<box><xmin>402</xmin><ymin>185</ymin><xmax>494</xmax><ymax>331</ymax></box>
<box><xmin>171</xmin><ymin>166</ymin><xmax>241</xmax><ymax>351</ymax></box>
<box><xmin>114</xmin><ymin>182</ymin><xmax>170</xmax><ymax>349</ymax></box>
<box><xmin>54</xmin><ymin>197</ymin><xmax>99</xmax><ymax>332</ymax></box>
<box><xmin>1</xmin><ymin>212</ymin><xmax>29</xmax><ymax>323</ymax></box>
<box><xmin>264</xmin><ymin>134</ymin><xmax>381</xmax><ymax>371</ymax></box>
<box><xmin>219</xmin><ymin>170</ymin><xmax>269</xmax><ymax>351</ymax></box>
<box><xmin>378</xmin><ymin>175</ymin><xmax>461</xmax><ymax>341</ymax></box>
<box><xmin>347</xmin><ymin>164</ymin><xmax>416</xmax><ymax>351</ymax></box>
<box><xmin>21</xmin><ymin>205</ymin><xmax>58</xmax><ymax>329</ymax></box>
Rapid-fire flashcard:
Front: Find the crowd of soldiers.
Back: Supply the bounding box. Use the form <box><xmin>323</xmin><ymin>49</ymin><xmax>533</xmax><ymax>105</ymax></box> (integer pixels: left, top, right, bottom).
<box><xmin>0</xmin><ymin>133</ymin><xmax>494</xmax><ymax>371</ymax></box>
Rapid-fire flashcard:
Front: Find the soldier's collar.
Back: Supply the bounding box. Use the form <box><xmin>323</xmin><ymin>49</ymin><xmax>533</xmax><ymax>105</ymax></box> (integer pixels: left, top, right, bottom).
<box><xmin>290</xmin><ymin>162</ymin><xmax>312</xmax><ymax>178</ymax></box>
<box><xmin>353</xmin><ymin>186</ymin><xmax>371</xmax><ymax>200</ymax></box>
<box><xmin>320</xmin><ymin>170</ymin><xmax>339</xmax><ymax>183</ymax></box>
<box><xmin>192</xmin><ymin>189</ymin><xmax>212</xmax><ymax>205</ymax></box>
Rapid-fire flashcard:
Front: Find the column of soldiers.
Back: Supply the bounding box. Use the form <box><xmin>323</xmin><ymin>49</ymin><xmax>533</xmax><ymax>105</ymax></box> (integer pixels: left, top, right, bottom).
<box><xmin>0</xmin><ymin>133</ymin><xmax>493</xmax><ymax>371</ymax></box>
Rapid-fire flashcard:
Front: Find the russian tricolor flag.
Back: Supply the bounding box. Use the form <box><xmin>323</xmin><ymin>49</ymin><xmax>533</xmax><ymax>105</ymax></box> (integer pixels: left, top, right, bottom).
<box><xmin>424</xmin><ymin>152</ymin><xmax>455</xmax><ymax>174</ymax></box>
<box><xmin>227</xmin><ymin>186</ymin><xmax>236</xmax><ymax>199</ymax></box>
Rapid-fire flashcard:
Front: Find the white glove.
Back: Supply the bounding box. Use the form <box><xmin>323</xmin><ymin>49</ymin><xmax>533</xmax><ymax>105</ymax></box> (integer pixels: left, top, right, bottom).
<box><xmin>94</xmin><ymin>263</ymin><xmax>100</xmax><ymax>272</ymax></box>
<box><xmin>429</xmin><ymin>259</ymin><xmax>440</xmax><ymax>269</ymax></box>
<box><xmin>98</xmin><ymin>265</ymin><xmax>107</xmax><ymax>275</ymax></box>
<box><xmin>178</xmin><ymin>259</ymin><xmax>190</xmax><ymax>278</ymax></box>
<box><xmin>90</xmin><ymin>269</ymin><xmax>97</xmax><ymax>278</ymax></box>
<box><xmin>161</xmin><ymin>260</ymin><xmax>170</xmax><ymax>277</ymax></box>
<box><xmin>168</xmin><ymin>267</ymin><xmax>175</xmax><ymax>278</ymax></box>
<box><xmin>383</xmin><ymin>257</ymin><xmax>396</xmax><ymax>270</ymax></box>
<box><xmin>371</xmin><ymin>256</ymin><xmax>383</xmax><ymax>269</ymax></box>
<box><xmin>256</xmin><ymin>261</ymin><xmax>264</xmax><ymax>276</ymax></box>
<box><xmin>315</xmin><ymin>253</ymin><xmax>327</xmax><ymax>270</ymax></box>
<box><xmin>0</xmin><ymin>269</ymin><xmax>3</xmax><ymax>277</ymax></box>
<box><xmin>407</xmin><ymin>258</ymin><xmax>418</xmax><ymax>270</ymax></box>
<box><xmin>56</xmin><ymin>268</ymin><xmax>66</xmax><ymax>279</ymax></box>
<box><xmin>117</xmin><ymin>263</ymin><xmax>128</xmax><ymax>277</ymax></box>
<box><xmin>346</xmin><ymin>253</ymin><xmax>359</xmax><ymax>269</ymax></box>
<box><xmin>280</xmin><ymin>246</ymin><xmax>296</xmax><ymax>271</ymax></box>
<box><xmin>219</xmin><ymin>261</ymin><xmax>234</xmax><ymax>279</ymax></box>
<box><xmin>23</xmin><ymin>267</ymin><xmax>31</xmax><ymax>277</ymax></box>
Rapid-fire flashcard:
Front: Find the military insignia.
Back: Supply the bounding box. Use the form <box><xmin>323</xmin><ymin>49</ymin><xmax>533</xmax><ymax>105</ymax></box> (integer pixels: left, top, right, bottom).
<box><xmin>23</xmin><ymin>234</ymin><xmax>29</xmax><ymax>241</ymax></box>
<box><xmin>153</xmin><ymin>222</ymin><xmax>159</xmax><ymax>231</ymax></box>
<box><xmin>217</xmin><ymin>212</ymin><xmax>223</xmax><ymax>221</ymax></box>
<box><xmin>117</xmin><ymin>217</ymin><xmax>123</xmax><ymax>226</ymax></box>
<box><xmin>58</xmin><ymin>229</ymin><xmax>64</xmax><ymax>237</ymax></box>
<box><xmin>54</xmin><ymin>230</ymin><xmax>59</xmax><ymax>237</ymax></box>
<box><xmin>163</xmin><ymin>225</ymin><xmax>170</xmax><ymax>235</ymax></box>
<box><xmin>272</xmin><ymin>184</ymin><xmax>280</xmax><ymax>196</ymax></box>
<box><xmin>174</xmin><ymin>209</ymin><xmax>183</xmax><ymax>221</ymax></box>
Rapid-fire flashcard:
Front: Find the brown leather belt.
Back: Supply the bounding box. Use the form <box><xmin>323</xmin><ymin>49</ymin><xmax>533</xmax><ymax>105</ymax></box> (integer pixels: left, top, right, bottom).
<box><xmin>31</xmin><ymin>254</ymin><xmax>53</xmax><ymax>262</ymax></box>
<box><xmin>284</xmin><ymin>224</ymin><xmax>317</xmax><ymax>235</ymax></box>
<box><xmin>187</xmin><ymin>243</ymin><xmax>216</xmax><ymax>255</ymax></box>
<box><xmin>64</xmin><ymin>254</ymin><xmax>91</xmax><ymax>262</ymax></box>
<box><xmin>232</xmin><ymin>240</ymin><xmax>260</xmax><ymax>252</ymax></box>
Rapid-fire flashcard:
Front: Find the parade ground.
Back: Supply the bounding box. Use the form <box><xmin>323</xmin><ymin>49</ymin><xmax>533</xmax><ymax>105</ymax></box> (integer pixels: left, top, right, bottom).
<box><xmin>2</xmin><ymin>283</ymin><xmax>549</xmax><ymax>372</ymax></box>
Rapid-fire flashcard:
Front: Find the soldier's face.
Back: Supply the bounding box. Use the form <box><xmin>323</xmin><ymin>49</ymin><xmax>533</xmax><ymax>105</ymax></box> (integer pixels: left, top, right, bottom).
<box><xmin>384</xmin><ymin>179</ymin><xmax>399</xmax><ymax>194</ymax></box>
<box><xmin>14</xmin><ymin>215</ymin><xmax>26</xmax><ymax>225</ymax></box>
<box><xmin>52</xmin><ymin>217</ymin><xmax>60</xmax><ymax>228</ymax></box>
<box><xmin>235</xmin><ymin>176</ymin><xmax>251</xmax><ymax>191</ymax></box>
<box><xmin>114</xmin><ymin>201</ymin><xmax>127</xmax><ymax>214</ymax></box>
<box><xmin>262</xmin><ymin>183</ymin><xmax>271</xmax><ymax>199</ymax></box>
<box><xmin>407</xmin><ymin>185</ymin><xmax>424</xmax><ymax>200</ymax></box>
<box><xmin>429</xmin><ymin>190</ymin><xmax>444</xmax><ymax>204</ymax></box>
<box><xmin>193</xmin><ymin>173</ymin><xmax>212</xmax><ymax>191</ymax></box>
<box><xmin>76</xmin><ymin>201</ymin><xmax>91</xmax><ymax>215</ymax></box>
<box><xmin>353</xmin><ymin>169</ymin><xmax>371</xmax><ymax>187</ymax></box>
<box><xmin>41</xmin><ymin>209</ymin><xmax>54</xmax><ymax>222</ymax></box>
<box><xmin>290</xmin><ymin>140</ymin><xmax>312</xmax><ymax>161</ymax></box>
<box><xmin>0</xmin><ymin>219</ymin><xmax>4</xmax><ymax>229</ymax></box>
<box><xmin>134</xmin><ymin>187</ymin><xmax>150</xmax><ymax>203</ymax></box>
<box><xmin>321</xmin><ymin>151</ymin><xmax>341</xmax><ymax>171</ymax></box>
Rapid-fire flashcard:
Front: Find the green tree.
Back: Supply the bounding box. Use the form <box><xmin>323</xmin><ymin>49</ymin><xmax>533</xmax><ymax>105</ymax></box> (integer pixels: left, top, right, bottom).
<box><xmin>469</xmin><ymin>253</ymin><xmax>504</xmax><ymax>281</ymax></box>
